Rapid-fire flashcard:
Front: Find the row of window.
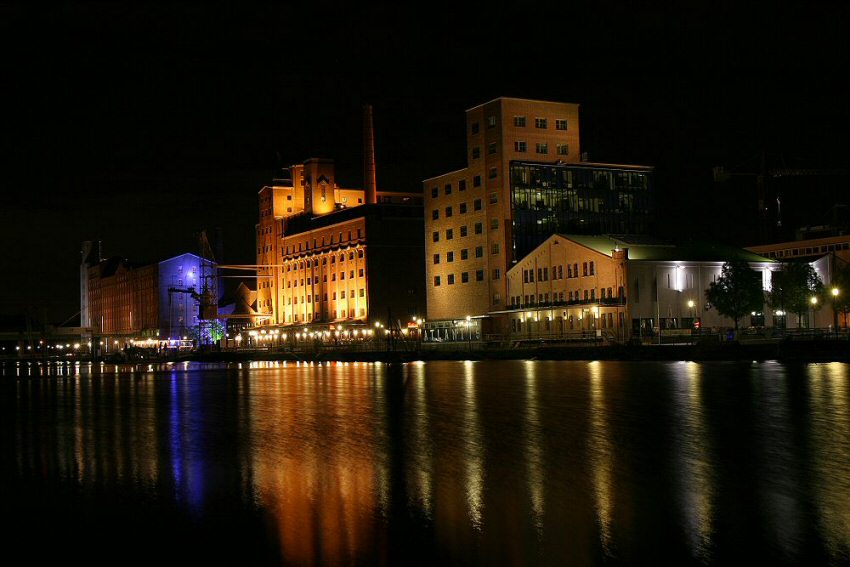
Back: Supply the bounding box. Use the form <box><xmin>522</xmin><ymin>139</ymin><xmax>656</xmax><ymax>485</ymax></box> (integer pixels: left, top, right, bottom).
<box><xmin>760</xmin><ymin>242</ymin><xmax>850</xmax><ymax>259</ymax></box>
<box><xmin>282</xmin><ymin>231</ymin><xmax>364</xmax><ymax>255</ymax></box>
<box><xmin>522</xmin><ymin>261</ymin><xmax>594</xmax><ymax>283</ymax></box>
<box><xmin>287</xmin><ymin>308</ymin><xmax>366</xmax><ymax>324</ymax></box>
<box><xmin>511</xmin><ymin>287</ymin><xmax>620</xmax><ymax>307</ymax></box>
<box><xmin>471</xmin><ymin>116</ymin><xmax>569</xmax><ymax>133</ymax></box>
<box><xmin>431</xmin><ymin>194</ymin><xmax>500</xmax><ymax>221</ymax></box>
<box><xmin>432</xmin><ymin>222</ymin><xmax>482</xmax><ymax>241</ymax></box>
<box><xmin>433</xmin><ymin>270</ymin><xmax>501</xmax><ymax>285</ymax></box>
<box><xmin>280</xmin><ymin>250</ymin><xmax>365</xmax><ymax>271</ymax></box>
<box><xmin>283</xmin><ymin>268</ymin><xmax>365</xmax><ymax>287</ymax></box>
<box><xmin>431</xmin><ymin>176</ymin><xmax>482</xmax><ymax>198</ymax></box>
<box><xmin>284</xmin><ymin>288</ymin><xmax>366</xmax><ymax>304</ymax></box>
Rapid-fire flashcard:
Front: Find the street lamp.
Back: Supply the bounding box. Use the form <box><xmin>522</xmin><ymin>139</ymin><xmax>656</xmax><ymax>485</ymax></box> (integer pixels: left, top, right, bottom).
<box><xmin>810</xmin><ymin>295</ymin><xmax>818</xmax><ymax>329</ymax></box>
<box><xmin>831</xmin><ymin>287</ymin><xmax>840</xmax><ymax>331</ymax></box>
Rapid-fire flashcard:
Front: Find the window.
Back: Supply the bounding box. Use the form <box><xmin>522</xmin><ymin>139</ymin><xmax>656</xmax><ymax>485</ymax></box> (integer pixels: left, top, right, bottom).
<box><xmin>460</xmin><ymin>225</ymin><xmax>468</xmax><ymax>237</ymax></box>
<box><xmin>557</xmin><ymin>144</ymin><xmax>569</xmax><ymax>156</ymax></box>
<box><xmin>589</xmin><ymin>261</ymin><xmax>595</xmax><ymax>275</ymax></box>
<box><xmin>537</xmin><ymin>268</ymin><xmax>542</xmax><ymax>281</ymax></box>
<box><xmin>476</xmin><ymin>269</ymin><xmax>484</xmax><ymax>281</ymax></box>
<box><xmin>489</xmin><ymin>167</ymin><xmax>497</xmax><ymax>179</ymax></box>
<box><xmin>341</xmin><ymin>290</ymin><xmax>346</xmax><ymax>299</ymax></box>
<box><xmin>459</xmin><ymin>179</ymin><xmax>467</xmax><ymax>191</ymax></box>
<box><xmin>471</xmin><ymin>122</ymin><xmax>479</xmax><ymax>134</ymax></box>
<box><xmin>431</xmin><ymin>186</ymin><xmax>438</xmax><ymax>198</ymax></box>
<box><xmin>514</xmin><ymin>141</ymin><xmax>527</xmax><ymax>152</ymax></box>
<box><xmin>492</xmin><ymin>268</ymin><xmax>500</xmax><ymax>280</ymax></box>
<box><xmin>445</xmin><ymin>183</ymin><xmax>452</xmax><ymax>195</ymax></box>
<box><xmin>487</xmin><ymin>115</ymin><xmax>496</xmax><ymax>128</ymax></box>
<box><xmin>473</xmin><ymin>175</ymin><xmax>481</xmax><ymax>187</ymax></box>
<box><xmin>458</xmin><ymin>248</ymin><xmax>468</xmax><ymax>261</ymax></box>
<box><xmin>492</xmin><ymin>243</ymin><xmax>500</xmax><ymax>255</ymax></box>
<box><xmin>446</xmin><ymin>228</ymin><xmax>454</xmax><ymax>240</ymax></box>
<box><xmin>543</xmin><ymin>267</ymin><xmax>548</xmax><ymax>281</ymax></box>
<box><xmin>434</xmin><ymin>276</ymin><xmax>441</xmax><ymax>286</ymax></box>
<box><xmin>475</xmin><ymin>246</ymin><xmax>483</xmax><ymax>258</ymax></box>
<box><xmin>489</xmin><ymin>192</ymin><xmax>498</xmax><ymax>204</ymax></box>
<box><xmin>448</xmin><ymin>274</ymin><xmax>455</xmax><ymax>285</ymax></box>
<box><xmin>474</xmin><ymin>199</ymin><xmax>482</xmax><ymax>211</ymax></box>
<box><xmin>583</xmin><ymin>262</ymin><xmax>588</xmax><ymax>276</ymax></box>
<box><xmin>433</xmin><ymin>254</ymin><xmax>440</xmax><ymax>264</ymax></box>
<box><xmin>488</xmin><ymin>142</ymin><xmax>497</xmax><ymax>155</ymax></box>
<box><xmin>472</xmin><ymin>147</ymin><xmax>481</xmax><ymax>159</ymax></box>
<box><xmin>535</xmin><ymin>117</ymin><xmax>547</xmax><ymax>129</ymax></box>
<box><xmin>475</xmin><ymin>222</ymin><xmax>483</xmax><ymax>234</ymax></box>
<box><xmin>493</xmin><ymin>293</ymin><xmax>501</xmax><ymax>305</ymax></box>
<box><xmin>432</xmin><ymin>209</ymin><xmax>439</xmax><ymax>220</ymax></box>
<box><xmin>529</xmin><ymin>269</ymin><xmax>535</xmax><ymax>282</ymax></box>
<box><xmin>556</xmin><ymin>119</ymin><xmax>568</xmax><ymax>130</ymax></box>
<box><xmin>536</xmin><ymin>143</ymin><xmax>548</xmax><ymax>154</ymax></box>
<box><xmin>514</xmin><ymin>116</ymin><xmax>526</xmax><ymax>127</ymax></box>
<box><xmin>490</xmin><ymin>218</ymin><xmax>499</xmax><ymax>230</ymax></box>
<box><xmin>445</xmin><ymin>206</ymin><xmax>453</xmax><ymax>218</ymax></box>
<box><xmin>432</xmin><ymin>231</ymin><xmax>439</xmax><ymax>242</ymax></box>
<box><xmin>461</xmin><ymin>272</ymin><xmax>469</xmax><ymax>283</ymax></box>
<box><xmin>460</xmin><ymin>202</ymin><xmax>467</xmax><ymax>214</ymax></box>
<box><xmin>447</xmin><ymin>251</ymin><xmax>454</xmax><ymax>262</ymax></box>
<box><xmin>360</xmin><ymin>288</ymin><xmax>365</xmax><ymax>297</ymax></box>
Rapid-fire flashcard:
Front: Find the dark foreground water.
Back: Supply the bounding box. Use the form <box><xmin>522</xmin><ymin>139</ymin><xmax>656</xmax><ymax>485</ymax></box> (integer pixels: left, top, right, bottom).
<box><xmin>2</xmin><ymin>360</ymin><xmax>849</xmax><ymax>566</ymax></box>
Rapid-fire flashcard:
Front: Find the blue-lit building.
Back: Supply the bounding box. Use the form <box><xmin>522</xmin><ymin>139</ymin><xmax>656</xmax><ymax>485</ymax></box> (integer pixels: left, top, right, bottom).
<box><xmin>82</xmin><ymin>247</ymin><xmax>221</xmax><ymax>345</ymax></box>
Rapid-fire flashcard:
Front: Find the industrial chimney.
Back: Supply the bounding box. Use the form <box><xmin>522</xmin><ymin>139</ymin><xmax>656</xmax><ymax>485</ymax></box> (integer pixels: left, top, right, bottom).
<box><xmin>363</xmin><ymin>104</ymin><xmax>377</xmax><ymax>204</ymax></box>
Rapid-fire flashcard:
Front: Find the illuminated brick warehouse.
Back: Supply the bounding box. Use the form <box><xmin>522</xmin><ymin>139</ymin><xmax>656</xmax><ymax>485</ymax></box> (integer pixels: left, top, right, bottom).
<box><xmin>254</xmin><ymin>107</ymin><xmax>425</xmax><ymax>335</ymax></box>
<box><xmin>423</xmin><ymin>97</ymin><xmax>654</xmax><ymax>337</ymax></box>
<box><xmin>80</xmin><ymin>240</ymin><xmax>220</xmax><ymax>349</ymax></box>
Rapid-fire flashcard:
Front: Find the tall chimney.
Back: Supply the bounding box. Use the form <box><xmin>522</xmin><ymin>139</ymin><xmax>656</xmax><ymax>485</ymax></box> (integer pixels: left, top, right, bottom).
<box><xmin>363</xmin><ymin>104</ymin><xmax>377</xmax><ymax>204</ymax></box>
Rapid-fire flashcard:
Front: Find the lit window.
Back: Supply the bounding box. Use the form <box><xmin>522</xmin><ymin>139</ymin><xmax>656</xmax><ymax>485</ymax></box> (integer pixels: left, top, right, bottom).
<box><xmin>557</xmin><ymin>144</ymin><xmax>568</xmax><ymax>156</ymax></box>
<box><xmin>535</xmin><ymin>118</ymin><xmax>547</xmax><ymax>129</ymax></box>
<box><xmin>536</xmin><ymin>143</ymin><xmax>548</xmax><ymax>154</ymax></box>
<box><xmin>487</xmin><ymin>115</ymin><xmax>496</xmax><ymax>128</ymax></box>
<box><xmin>556</xmin><ymin>119</ymin><xmax>568</xmax><ymax>130</ymax></box>
<box><xmin>514</xmin><ymin>116</ymin><xmax>526</xmax><ymax>127</ymax></box>
<box><xmin>514</xmin><ymin>141</ymin><xmax>527</xmax><ymax>152</ymax></box>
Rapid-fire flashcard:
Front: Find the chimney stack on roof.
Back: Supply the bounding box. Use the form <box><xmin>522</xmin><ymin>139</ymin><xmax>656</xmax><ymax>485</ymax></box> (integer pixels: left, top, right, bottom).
<box><xmin>363</xmin><ymin>104</ymin><xmax>377</xmax><ymax>204</ymax></box>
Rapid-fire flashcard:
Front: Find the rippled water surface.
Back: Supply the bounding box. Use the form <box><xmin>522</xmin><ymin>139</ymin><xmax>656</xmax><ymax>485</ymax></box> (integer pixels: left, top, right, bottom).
<box><xmin>3</xmin><ymin>360</ymin><xmax>850</xmax><ymax>565</ymax></box>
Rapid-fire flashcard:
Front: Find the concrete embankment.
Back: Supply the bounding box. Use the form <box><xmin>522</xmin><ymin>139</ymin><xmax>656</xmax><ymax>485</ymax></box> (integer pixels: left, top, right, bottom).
<box><xmin>181</xmin><ymin>339</ymin><xmax>849</xmax><ymax>363</ymax></box>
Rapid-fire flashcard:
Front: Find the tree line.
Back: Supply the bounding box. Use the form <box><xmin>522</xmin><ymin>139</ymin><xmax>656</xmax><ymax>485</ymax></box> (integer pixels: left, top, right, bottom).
<box><xmin>705</xmin><ymin>259</ymin><xmax>850</xmax><ymax>330</ymax></box>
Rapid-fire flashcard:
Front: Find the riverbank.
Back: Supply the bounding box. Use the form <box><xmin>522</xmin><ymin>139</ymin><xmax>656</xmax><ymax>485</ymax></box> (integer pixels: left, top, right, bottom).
<box><xmin>181</xmin><ymin>338</ymin><xmax>849</xmax><ymax>363</ymax></box>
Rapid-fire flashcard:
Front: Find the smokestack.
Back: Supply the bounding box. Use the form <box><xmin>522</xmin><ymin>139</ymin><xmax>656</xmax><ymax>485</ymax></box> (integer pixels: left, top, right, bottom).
<box><xmin>363</xmin><ymin>104</ymin><xmax>377</xmax><ymax>204</ymax></box>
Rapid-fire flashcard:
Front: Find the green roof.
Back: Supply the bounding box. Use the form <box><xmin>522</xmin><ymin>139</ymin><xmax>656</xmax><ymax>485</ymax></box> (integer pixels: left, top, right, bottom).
<box><xmin>560</xmin><ymin>234</ymin><xmax>774</xmax><ymax>263</ymax></box>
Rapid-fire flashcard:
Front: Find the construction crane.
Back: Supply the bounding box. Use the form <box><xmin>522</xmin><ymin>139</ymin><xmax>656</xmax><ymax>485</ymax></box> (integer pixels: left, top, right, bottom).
<box><xmin>713</xmin><ymin>151</ymin><xmax>849</xmax><ymax>242</ymax></box>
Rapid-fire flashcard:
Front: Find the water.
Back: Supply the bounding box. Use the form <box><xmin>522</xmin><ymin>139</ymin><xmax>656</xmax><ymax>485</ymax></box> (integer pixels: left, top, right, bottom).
<box><xmin>2</xmin><ymin>359</ymin><xmax>850</xmax><ymax>565</ymax></box>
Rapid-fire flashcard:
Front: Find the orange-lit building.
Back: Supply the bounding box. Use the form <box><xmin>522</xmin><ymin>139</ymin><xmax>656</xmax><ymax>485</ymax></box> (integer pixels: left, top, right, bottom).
<box><xmin>255</xmin><ymin>159</ymin><xmax>424</xmax><ymax>330</ymax></box>
<box><xmin>423</xmin><ymin>97</ymin><xmax>654</xmax><ymax>333</ymax></box>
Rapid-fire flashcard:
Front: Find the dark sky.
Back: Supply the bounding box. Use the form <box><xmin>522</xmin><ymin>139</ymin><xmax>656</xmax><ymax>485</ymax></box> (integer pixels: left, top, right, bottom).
<box><xmin>2</xmin><ymin>3</ymin><xmax>849</xmax><ymax>322</ymax></box>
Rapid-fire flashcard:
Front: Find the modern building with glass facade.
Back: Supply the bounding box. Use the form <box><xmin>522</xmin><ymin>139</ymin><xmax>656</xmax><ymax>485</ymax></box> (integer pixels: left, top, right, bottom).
<box><xmin>423</xmin><ymin>97</ymin><xmax>654</xmax><ymax>329</ymax></box>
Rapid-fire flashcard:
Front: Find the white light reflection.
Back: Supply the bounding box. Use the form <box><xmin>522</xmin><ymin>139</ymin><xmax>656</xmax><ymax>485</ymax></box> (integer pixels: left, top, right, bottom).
<box><xmin>463</xmin><ymin>360</ymin><xmax>485</xmax><ymax>531</ymax></box>
<box><xmin>673</xmin><ymin>361</ymin><xmax>714</xmax><ymax>562</ymax></box>
<box><xmin>406</xmin><ymin>361</ymin><xmax>433</xmax><ymax>519</ymax></box>
<box><xmin>588</xmin><ymin>360</ymin><xmax>614</xmax><ymax>555</ymax></box>
<box><xmin>808</xmin><ymin>362</ymin><xmax>850</xmax><ymax>560</ymax></box>
<box><xmin>524</xmin><ymin>361</ymin><xmax>545</xmax><ymax>534</ymax></box>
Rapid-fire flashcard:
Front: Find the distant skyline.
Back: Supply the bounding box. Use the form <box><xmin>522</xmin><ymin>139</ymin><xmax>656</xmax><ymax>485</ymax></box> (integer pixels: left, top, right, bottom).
<box><xmin>2</xmin><ymin>3</ymin><xmax>849</xmax><ymax>321</ymax></box>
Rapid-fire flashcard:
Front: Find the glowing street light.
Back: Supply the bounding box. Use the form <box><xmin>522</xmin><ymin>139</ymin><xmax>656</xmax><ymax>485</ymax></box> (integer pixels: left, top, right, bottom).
<box><xmin>831</xmin><ymin>287</ymin><xmax>840</xmax><ymax>330</ymax></box>
<box><xmin>810</xmin><ymin>295</ymin><xmax>818</xmax><ymax>329</ymax></box>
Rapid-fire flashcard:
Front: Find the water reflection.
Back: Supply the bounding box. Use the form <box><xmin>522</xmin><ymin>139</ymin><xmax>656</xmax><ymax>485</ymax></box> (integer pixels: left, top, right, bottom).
<box><xmin>587</xmin><ymin>360</ymin><xmax>614</xmax><ymax>556</ymax></box>
<box><xmin>4</xmin><ymin>360</ymin><xmax>850</xmax><ymax>564</ymax></box>
<box><xmin>672</xmin><ymin>361</ymin><xmax>714</xmax><ymax>562</ymax></box>
<box><xmin>808</xmin><ymin>362</ymin><xmax>850</xmax><ymax>560</ymax></box>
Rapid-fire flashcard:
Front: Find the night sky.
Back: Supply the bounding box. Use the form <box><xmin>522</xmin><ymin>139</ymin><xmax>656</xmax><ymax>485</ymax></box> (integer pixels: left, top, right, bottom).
<box><xmin>2</xmin><ymin>3</ymin><xmax>849</xmax><ymax>322</ymax></box>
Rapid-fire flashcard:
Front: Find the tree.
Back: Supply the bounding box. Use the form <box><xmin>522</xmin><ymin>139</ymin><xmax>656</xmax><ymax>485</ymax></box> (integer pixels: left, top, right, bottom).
<box><xmin>768</xmin><ymin>262</ymin><xmax>824</xmax><ymax>328</ymax></box>
<box><xmin>705</xmin><ymin>261</ymin><xmax>764</xmax><ymax>330</ymax></box>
